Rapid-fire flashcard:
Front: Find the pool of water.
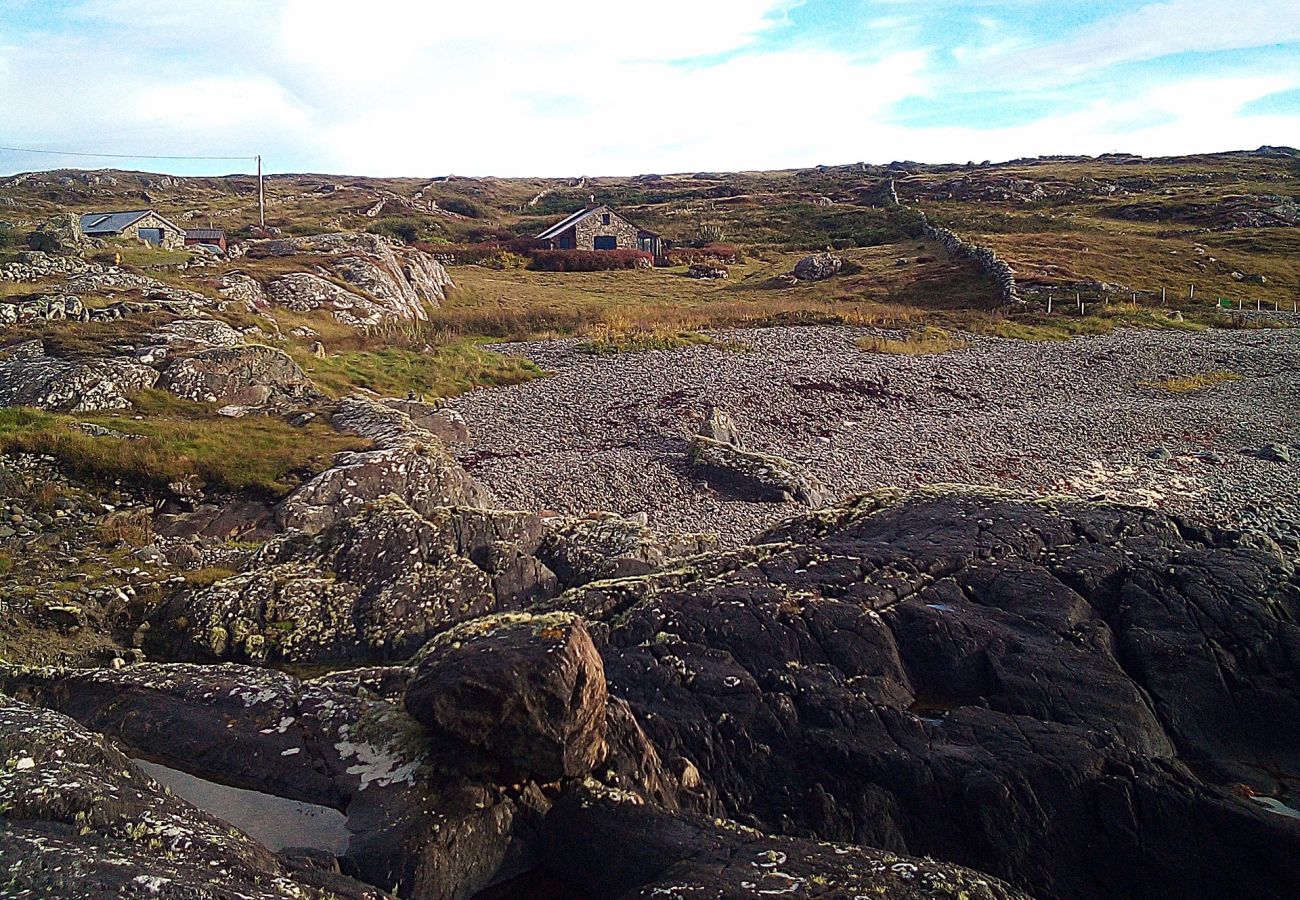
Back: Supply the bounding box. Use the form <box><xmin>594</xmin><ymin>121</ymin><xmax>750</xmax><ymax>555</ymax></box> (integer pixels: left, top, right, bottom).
<box><xmin>133</xmin><ymin>758</ymin><xmax>351</xmax><ymax>855</ymax></box>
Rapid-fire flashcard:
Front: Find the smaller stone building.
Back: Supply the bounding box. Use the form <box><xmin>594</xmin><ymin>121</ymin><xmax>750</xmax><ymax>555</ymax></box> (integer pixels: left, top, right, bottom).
<box><xmin>185</xmin><ymin>228</ymin><xmax>228</xmax><ymax>252</ymax></box>
<box><xmin>79</xmin><ymin>210</ymin><xmax>186</xmax><ymax>249</ymax></box>
<box><xmin>536</xmin><ymin>204</ymin><xmax>662</xmax><ymax>258</ymax></box>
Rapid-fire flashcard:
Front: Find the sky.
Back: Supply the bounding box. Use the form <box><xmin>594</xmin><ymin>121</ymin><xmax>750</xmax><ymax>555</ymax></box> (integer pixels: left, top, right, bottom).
<box><xmin>1</xmin><ymin>0</ymin><xmax>1298</xmax><ymax>177</ymax></box>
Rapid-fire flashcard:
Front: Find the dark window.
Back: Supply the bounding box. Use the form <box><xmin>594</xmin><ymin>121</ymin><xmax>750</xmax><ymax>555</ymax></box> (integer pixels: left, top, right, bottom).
<box><xmin>594</xmin><ymin>235</ymin><xmax>617</xmax><ymax>250</ymax></box>
<box><xmin>601</xmin><ymin>213</ymin><xmax>611</xmax><ymax>225</ymax></box>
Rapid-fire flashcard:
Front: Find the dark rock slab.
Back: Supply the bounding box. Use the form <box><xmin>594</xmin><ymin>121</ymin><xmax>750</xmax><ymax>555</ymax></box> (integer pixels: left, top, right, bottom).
<box><xmin>556</xmin><ymin>487</ymin><xmax>1300</xmax><ymax>900</ymax></box>
<box><xmin>405</xmin><ymin>612</ymin><xmax>608</xmax><ymax>781</ymax></box>
<box><xmin>0</xmin><ymin>691</ymin><xmax>386</xmax><ymax>899</ymax></box>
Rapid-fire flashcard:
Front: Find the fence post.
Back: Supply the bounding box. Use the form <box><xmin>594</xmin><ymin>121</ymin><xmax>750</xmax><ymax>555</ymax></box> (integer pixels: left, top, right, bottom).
<box><xmin>1189</xmin><ymin>284</ymin><xmax>1195</xmax><ymax>302</ymax></box>
<box><xmin>1047</xmin><ymin>294</ymin><xmax>1053</xmax><ymax>314</ymax></box>
<box><xmin>1161</xmin><ymin>287</ymin><xmax>1166</xmax><ymax>306</ymax></box>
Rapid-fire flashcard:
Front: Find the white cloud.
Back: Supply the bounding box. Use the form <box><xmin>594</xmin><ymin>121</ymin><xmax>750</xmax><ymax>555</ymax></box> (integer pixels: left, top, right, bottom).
<box><xmin>0</xmin><ymin>1</ymin><xmax>1297</xmax><ymax>176</ymax></box>
<box><xmin>989</xmin><ymin>0</ymin><xmax>1300</xmax><ymax>82</ymax></box>
<box><xmin>869</xmin><ymin>74</ymin><xmax>1300</xmax><ymax>162</ymax></box>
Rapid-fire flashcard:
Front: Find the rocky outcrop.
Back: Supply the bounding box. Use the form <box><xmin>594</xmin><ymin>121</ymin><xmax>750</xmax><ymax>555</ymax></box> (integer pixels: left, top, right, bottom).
<box><xmin>0</xmin><ymin>664</ymin><xmax>458</xmax><ymax>897</ymax></box>
<box><xmin>379</xmin><ymin>398</ymin><xmax>470</xmax><ymax>445</ymax></box>
<box><xmin>554</xmin><ymin>487</ymin><xmax>1300</xmax><ymax>900</ymax></box>
<box><xmin>252</xmin><ymin>232</ymin><xmax>453</xmax><ymax>323</ymax></box>
<box><xmin>0</xmin><ymin>659</ymin><xmax>1011</xmax><ymax>899</ymax></box>
<box><xmin>266</xmin><ymin>273</ymin><xmax>399</xmax><ymax>328</ymax></box>
<box><xmin>162</xmin><ymin>492</ymin><xmax>714</xmax><ymax>666</ymax></box>
<box><xmin>62</xmin><ymin>270</ymin><xmax>212</xmax><ymax>308</ymax></box>
<box><xmin>792</xmin><ymin>252</ymin><xmax>843</xmax><ymax>281</ymax></box>
<box><xmin>0</xmin><ymin>250</ymin><xmax>96</xmax><ymax>283</ymax></box>
<box><xmin>144</xmin><ymin>316</ymin><xmax>245</xmax><ymax>352</ymax></box>
<box><xmin>275</xmin><ymin>396</ymin><xmax>490</xmax><ymax>532</ymax></box>
<box><xmin>0</xmin><ymin>692</ymin><xmax>378</xmax><ymax>899</ymax></box>
<box><xmin>157</xmin><ymin>344</ymin><xmax>316</xmax><ymax>406</ymax></box>
<box><xmin>0</xmin><ymin>292</ymin><xmax>89</xmax><ymax>327</ymax></box>
<box><xmin>696</xmin><ymin>404</ymin><xmax>744</xmax><ymax>446</ymax></box>
<box><xmin>405</xmin><ymin>612</ymin><xmax>608</xmax><ymax>780</ymax></box>
<box><xmin>537</xmin><ymin>512</ymin><xmax>716</xmax><ymax>585</ymax></box>
<box><xmin>277</xmin><ymin>445</ymin><xmax>490</xmax><ymax>533</ymax></box>
<box><xmin>0</xmin><ymin>343</ymin><xmax>158</xmax><ymax>412</ymax></box>
<box><xmin>22</xmin><ymin>214</ymin><xmax>85</xmax><ymax>255</ymax></box>
<box><xmin>691</xmin><ymin>434</ymin><xmax>827</xmax><ymax>505</ymax></box>
<box><xmin>158</xmin><ymin>498</ymin><xmax>560</xmax><ymax>664</ymax></box>
<box><xmin>332</xmin><ymin>395</ymin><xmax>454</xmax><ymax>450</ymax></box>
<box><xmin>541</xmin><ymin>784</ymin><xmax>1029</xmax><ymax>899</ymax></box>
<box><xmin>218</xmin><ymin>271</ymin><xmax>268</xmax><ymax>310</ymax></box>
<box><xmin>688</xmin><ymin>404</ymin><xmax>826</xmax><ymax>505</ymax></box>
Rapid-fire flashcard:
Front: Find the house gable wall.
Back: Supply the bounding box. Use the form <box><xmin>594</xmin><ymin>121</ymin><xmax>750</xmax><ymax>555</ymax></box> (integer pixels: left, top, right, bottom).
<box><xmin>118</xmin><ymin>212</ymin><xmax>185</xmax><ymax>249</ymax></box>
<box><xmin>572</xmin><ymin>207</ymin><xmax>640</xmax><ymax>251</ymax></box>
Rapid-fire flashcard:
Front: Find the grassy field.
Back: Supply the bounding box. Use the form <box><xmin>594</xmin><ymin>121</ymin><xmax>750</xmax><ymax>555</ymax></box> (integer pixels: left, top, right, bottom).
<box><xmin>292</xmin><ymin>339</ymin><xmax>542</xmax><ymax>398</ymax></box>
<box><xmin>0</xmin><ymin>391</ymin><xmax>367</xmax><ymax>497</ymax></box>
<box><xmin>429</xmin><ymin>243</ymin><xmax>998</xmax><ymax>340</ymax></box>
<box><xmin>857</xmin><ymin>326</ymin><xmax>968</xmax><ymax>355</ymax></box>
<box><xmin>1</xmin><ymin>150</ymin><xmax>1295</xmax><ymax>503</ymax></box>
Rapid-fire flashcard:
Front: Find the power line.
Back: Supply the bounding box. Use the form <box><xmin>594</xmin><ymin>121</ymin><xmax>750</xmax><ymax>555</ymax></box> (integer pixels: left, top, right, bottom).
<box><xmin>0</xmin><ymin>145</ymin><xmax>255</xmax><ymax>162</ymax></box>
<box><xmin>2</xmin><ymin>144</ymin><xmax>268</xmax><ymax>227</ymax></box>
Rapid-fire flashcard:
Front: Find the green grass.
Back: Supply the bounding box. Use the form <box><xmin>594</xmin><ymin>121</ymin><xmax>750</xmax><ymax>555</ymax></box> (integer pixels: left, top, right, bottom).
<box><xmin>857</xmin><ymin>326</ymin><xmax>967</xmax><ymax>355</ymax></box>
<box><xmin>108</xmin><ymin>241</ymin><xmax>192</xmax><ymax>269</ymax></box>
<box><xmin>579</xmin><ymin>321</ymin><xmax>716</xmax><ymax>355</ymax></box>
<box><xmin>0</xmin><ymin>391</ymin><xmax>368</xmax><ymax>497</ymax></box>
<box><xmin>1145</xmin><ymin>370</ymin><xmax>1243</xmax><ymax>393</ymax></box>
<box><xmin>292</xmin><ymin>339</ymin><xmax>542</xmax><ymax>399</ymax></box>
<box><xmin>971</xmin><ymin>307</ymin><xmax>1211</xmax><ymax>342</ymax></box>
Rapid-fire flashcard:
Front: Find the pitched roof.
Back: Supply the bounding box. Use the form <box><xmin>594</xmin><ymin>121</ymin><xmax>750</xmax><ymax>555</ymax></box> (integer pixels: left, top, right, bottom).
<box><xmin>79</xmin><ymin>209</ymin><xmax>185</xmax><ymax>236</ymax></box>
<box><xmin>535</xmin><ymin>204</ymin><xmax>660</xmax><ymax>241</ymax></box>
<box><xmin>185</xmin><ymin>228</ymin><xmax>226</xmax><ymax>240</ymax></box>
<box><xmin>80</xmin><ymin>210</ymin><xmax>152</xmax><ymax>234</ymax></box>
<box><xmin>535</xmin><ymin>205</ymin><xmax>601</xmax><ymax>240</ymax></box>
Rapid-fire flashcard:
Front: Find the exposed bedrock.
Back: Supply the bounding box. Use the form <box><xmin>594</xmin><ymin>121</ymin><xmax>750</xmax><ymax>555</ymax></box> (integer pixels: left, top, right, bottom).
<box><xmin>3</xmin><ymin>487</ymin><xmax>1298</xmax><ymax>899</ymax></box>
<box><xmin>547</xmin><ymin>487</ymin><xmax>1300</xmax><ymax>900</ymax></box>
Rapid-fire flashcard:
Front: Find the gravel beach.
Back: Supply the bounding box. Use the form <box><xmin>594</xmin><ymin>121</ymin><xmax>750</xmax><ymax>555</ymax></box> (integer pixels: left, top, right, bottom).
<box><xmin>450</xmin><ymin>325</ymin><xmax>1300</xmax><ymax>546</ymax></box>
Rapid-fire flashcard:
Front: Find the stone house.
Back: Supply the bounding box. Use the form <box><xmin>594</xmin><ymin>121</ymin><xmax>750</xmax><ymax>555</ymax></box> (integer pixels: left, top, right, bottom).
<box><xmin>536</xmin><ymin>204</ymin><xmax>662</xmax><ymax>258</ymax></box>
<box><xmin>79</xmin><ymin>210</ymin><xmax>186</xmax><ymax>249</ymax></box>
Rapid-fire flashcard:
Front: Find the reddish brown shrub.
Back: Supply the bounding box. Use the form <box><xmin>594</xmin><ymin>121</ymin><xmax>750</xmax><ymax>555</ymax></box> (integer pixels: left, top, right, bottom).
<box><xmin>527</xmin><ymin>249</ymin><xmax>653</xmax><ymax>272</ymax></box>
<box><xmin>667</xmin><ymin>243</ymin><xmax>742</xmax><ymax>266</ymax></box>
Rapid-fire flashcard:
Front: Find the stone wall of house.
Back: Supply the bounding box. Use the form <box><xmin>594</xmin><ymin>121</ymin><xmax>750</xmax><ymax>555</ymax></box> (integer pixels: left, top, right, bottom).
<box><xmin>117</xmin><ymin>212</ymin><xmax>185</xmax><ymax>249</ymax></box>
<box><xmin>573</xmin><ymin>207</ymin><xmax>641</xmax><ymax>251</ymax></box>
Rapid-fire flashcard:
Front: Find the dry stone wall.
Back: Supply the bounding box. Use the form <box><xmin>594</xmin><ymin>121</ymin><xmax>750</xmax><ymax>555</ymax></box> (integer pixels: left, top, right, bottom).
<box><xmin>916</xmin><ymin>210</ymin><xmax>1020</xmax><ymax>305</ymax></box>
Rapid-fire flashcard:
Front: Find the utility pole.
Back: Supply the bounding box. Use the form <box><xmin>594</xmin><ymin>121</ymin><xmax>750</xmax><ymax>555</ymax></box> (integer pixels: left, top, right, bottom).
<box><xmin>257</xmin><ymin>154</ymin><xmax>265</xmax><ymax>228</ymax></box>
